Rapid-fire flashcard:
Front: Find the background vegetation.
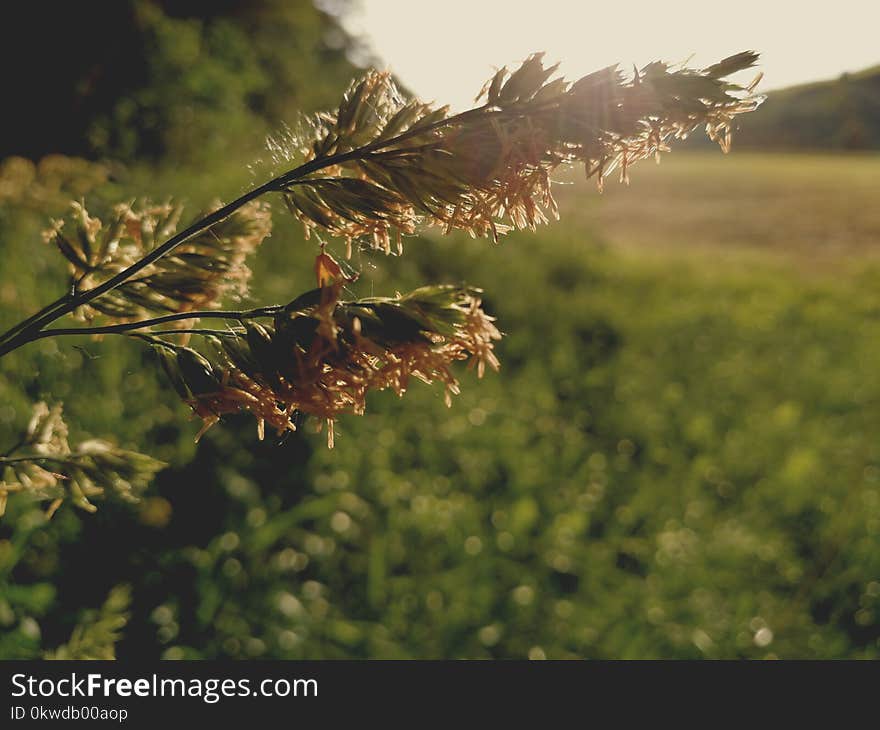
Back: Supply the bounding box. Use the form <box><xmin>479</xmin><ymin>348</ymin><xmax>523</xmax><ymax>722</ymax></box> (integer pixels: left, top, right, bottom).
<box><xmin>1</xmin><ymin>0</ymin><xmax>879</xmax><ymax>659</ymax></box>
<box><xmin>735</xmin><ymin>66</ymin><xmax>880</xmax><ymax>150</ymax></box>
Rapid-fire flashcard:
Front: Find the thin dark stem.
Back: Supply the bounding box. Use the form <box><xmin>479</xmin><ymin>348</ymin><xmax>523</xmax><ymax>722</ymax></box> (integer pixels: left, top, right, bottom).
<box><xmin>0</xmin><ymin>103</ymin><xmax>491</xmax><ymax>360</ymax></box>
<box><xmin>0</xmin><ymin>455</ymin><xmax>80</xmax><ymax>467</ymax></box>
<box><xmin>1</xmin><ymin>438</ymin><xmax>25</xmax><ymax>459</ymax></box>
<box><xmin>0</xmin><ymin>292</ymin><xmax>73</xmax><ymax>347</ymax></box>
<box><xmin>125</xmin><ymin>332</ymin><xmax>170</xmax><ymax>348</ymax></box>
<box><xmin>0</xmin><ymin>181</ymin><xmax>277</xmax><ymax>354</ymax></box>
<box><xmin>147</xmin><ymin>329</ymin><xmax>245</xmax><ymax>338</ymax></box>
<box><xmin>30</xmin><ymin>306</ymin><xmax>283</xmax><ymax>342</ymax></box>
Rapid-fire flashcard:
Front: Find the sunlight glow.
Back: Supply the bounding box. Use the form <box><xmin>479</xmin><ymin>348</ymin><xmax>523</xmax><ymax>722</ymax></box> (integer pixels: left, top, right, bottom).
<box><xmin>347</xmin><ymin>0</ymin><xmax>880</xmax><ymax>110</ymax></box>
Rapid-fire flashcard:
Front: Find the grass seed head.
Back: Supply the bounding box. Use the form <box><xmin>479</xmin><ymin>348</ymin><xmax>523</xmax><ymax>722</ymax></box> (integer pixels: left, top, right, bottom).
<box><xmin>279</xmin><ymin>52</ymin><xmax>762</xmax><ymax>252</ymax></box>
<box><xmin>0</xmin><ymin>402</ymin><xmax>166</xmax><ymax>517</ymax></box>
<box><xmin>43</xmin><ymin>198</ymin><xmax>272</xmax><ymax>324</ymax></box>
<box><xmin>158</xmin><ymin>281</ymin><xmax>502</xmax><ymax>447</ymax></box>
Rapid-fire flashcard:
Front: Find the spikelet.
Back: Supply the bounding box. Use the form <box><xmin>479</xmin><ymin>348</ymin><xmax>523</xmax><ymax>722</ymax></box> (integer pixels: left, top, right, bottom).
<box><xmin>279</xmin><ymin>52</ymin><xmax>762</xmax><ymax>251</ymax></box>
<box><xmin>43</xmin><ymin>199</ymin><xmax>272</xmax><ymax>323</ymax></box>
<box><xmin>155</xmin><ymin>260</ymin><xmax>501</xmax><ymax>447</ymax></box>
<box><xmin>0</xmin><ymin>403</ymin><xmax>166</xmax><ymax>517</ymax></box>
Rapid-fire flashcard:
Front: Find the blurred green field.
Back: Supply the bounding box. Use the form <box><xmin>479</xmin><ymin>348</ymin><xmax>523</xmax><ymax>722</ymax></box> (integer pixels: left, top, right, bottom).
<box><xmin>2</xmin><ymin>150</ymin><xmax>880</xmax><ymax>659</ymax></box>
<box><xmin>569</xmin><ymin>150</ymin><xmax>880</xmax><ymax>260</ymax></box>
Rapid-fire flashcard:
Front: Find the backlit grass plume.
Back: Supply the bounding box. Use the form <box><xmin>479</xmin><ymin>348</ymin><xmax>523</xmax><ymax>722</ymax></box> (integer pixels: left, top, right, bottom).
<box><xmin>43</xmin><ymin>199</ymin><xmax>271</xmax><ymax>323</ymax></box>
<box><xmin>153</xmin><ymin>269</ymin><xmax>501</xmax><ymax>447</ymax></box>
<box><xmin>0</xmin><ymin>402</ymin><xmax>166</xmax><ymax>517</ymax></box>
<box><xmin>45</xmin><ymin>585</ymin><xmax>131</xmax><ymax>660</ymax></box>
<box><xmin>280</xmin><ymin>51</ymin><xmax>762</xmax><ymax>248</ymax></box>
<box><xmin>0</xmin><ymin>51</ymin><xmax>761</xmax><ymax>478</ymax></box>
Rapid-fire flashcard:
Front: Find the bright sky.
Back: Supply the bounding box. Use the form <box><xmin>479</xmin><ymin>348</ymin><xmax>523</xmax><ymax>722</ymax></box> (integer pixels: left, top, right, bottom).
<box><xmin>346</xmin><ymin>0</ymin><xmax>880</xmax><ymax>110</ymax></box>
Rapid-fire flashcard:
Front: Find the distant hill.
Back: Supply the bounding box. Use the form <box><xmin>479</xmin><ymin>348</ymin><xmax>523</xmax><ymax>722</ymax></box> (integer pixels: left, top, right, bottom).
<box><xmin>729</xmin><ymin>65</ymin><xmax>880</xmax><ymax>151</ymax></box>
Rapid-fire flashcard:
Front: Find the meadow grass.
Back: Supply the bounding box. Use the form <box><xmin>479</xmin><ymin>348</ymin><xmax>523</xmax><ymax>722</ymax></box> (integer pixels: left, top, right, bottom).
<box><xmin>567</xmin><ymin>151</ymin><xmax>880</xmax><ymax>264</ymax></box>
<box><xmin>294</xmin><ymin>164</ymin><xmax>880</xmax><ymax>657</ymax></box>
<box><xmin>3</xmin><ymin>151</ymin><xmax>880</xmax><ymax>658</ymax></box>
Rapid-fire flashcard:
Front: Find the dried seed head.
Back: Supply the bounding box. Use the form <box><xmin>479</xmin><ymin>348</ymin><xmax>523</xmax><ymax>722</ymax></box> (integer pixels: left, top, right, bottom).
<box><xmin>43</xmin><ymin>198</ymin><xmax>272</xmax><ymax>324</ymax></box>
<box><xmin>279</xmin><ymin>52</ymin><xmax>762</xmax><ymax>252</ymax></box>
<box><xmin>156</xmin><ymin>280</ymin><xmax>502</xmax><ymax>448</ymax></box>
<box><xmin>0</xmin><ymin>402</ymin><xmax>166</xmax><ymax>517</ymax></box>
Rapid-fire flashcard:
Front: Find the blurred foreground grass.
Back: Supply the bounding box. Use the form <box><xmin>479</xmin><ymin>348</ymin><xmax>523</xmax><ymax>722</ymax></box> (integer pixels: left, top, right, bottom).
<box><xmin>2</xmin><ymin>151</ymin><xmax>880</xmax><ymax>658</ymax></box>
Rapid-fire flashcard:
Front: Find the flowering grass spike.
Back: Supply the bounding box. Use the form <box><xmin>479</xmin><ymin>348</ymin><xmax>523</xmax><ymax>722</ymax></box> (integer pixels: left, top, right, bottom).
<box><xmin>281</xmin><ymin>51</ymin><xmax>762</xmax><ymax>249</ymax></box>
<box><xmin>43</xmin><ymin>199</ymin><xmax>271</xmax><ymax>323</ymax></box>
<box><xmin>154</xmin><ymin>274</ymin><xmax>501</xmax><ymax>447</ymax></box>
<box><xmin>0</xmin><ymin>403</ymin><xmax>166</xmax><ymax>517</ymax></box>
<box><xmin>0</xmin><ymin>51</ymin><xmax>761</xmax><ymax>514</ymax></box>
